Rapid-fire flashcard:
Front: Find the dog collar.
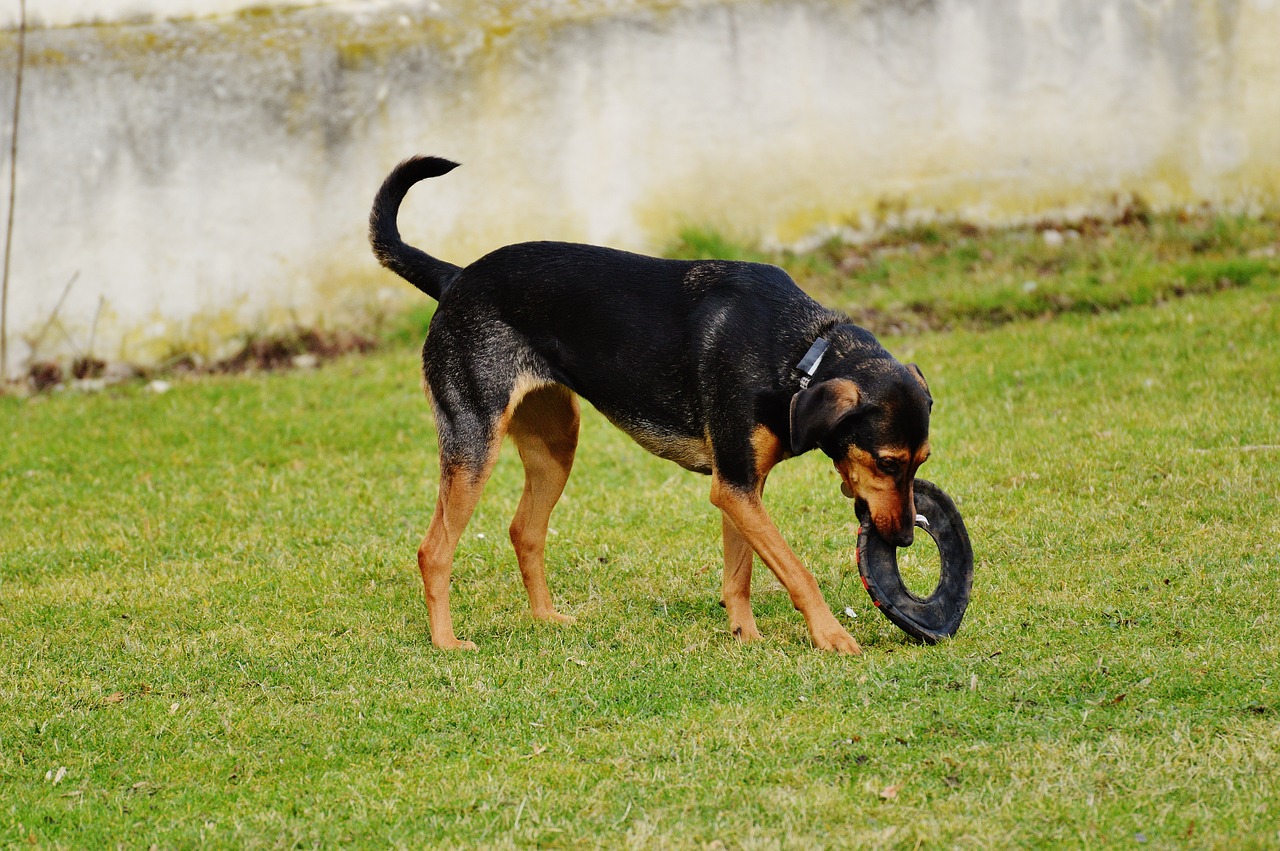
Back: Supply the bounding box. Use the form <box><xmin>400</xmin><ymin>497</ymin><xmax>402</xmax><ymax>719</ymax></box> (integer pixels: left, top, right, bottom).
<box><xmin>795</xmin><ymin>337</ymin><xmax>829</xmax><ymax>389</ymax></box>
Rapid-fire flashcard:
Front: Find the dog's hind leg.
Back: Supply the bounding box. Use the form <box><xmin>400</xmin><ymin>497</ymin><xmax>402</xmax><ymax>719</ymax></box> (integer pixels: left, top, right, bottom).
<box><xmin>417</xmin><ymin>374</ymin><xmax>521</xmax><ymax>650</ymax></box>
<box><xmin>507</xmin><ymin>384</ymin><xmax>580</xmax><ymax>625</ymax></box>
<box><xmin>418</xmin><ymin>452</ymin><xmax>501</xmax><ymax>650</ymax></box>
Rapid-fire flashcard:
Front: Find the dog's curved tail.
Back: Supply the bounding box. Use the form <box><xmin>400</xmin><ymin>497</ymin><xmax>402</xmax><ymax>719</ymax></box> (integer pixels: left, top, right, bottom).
<box><xmin>369</xmin><ymin>155</ymin><xmax>463</xmax><ymax>301</ymax></box>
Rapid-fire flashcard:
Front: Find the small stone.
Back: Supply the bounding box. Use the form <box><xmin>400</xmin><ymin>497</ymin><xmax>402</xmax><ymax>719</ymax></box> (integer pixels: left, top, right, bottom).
<box><xmin>102</xmin><ymin>361</ymin><xmax>140</xmax><ymax>384</ymax></box>
<box><xmin>73</xmin><ymin>378</ymin><xmax>107</xmax><ymax>393</ymax></box>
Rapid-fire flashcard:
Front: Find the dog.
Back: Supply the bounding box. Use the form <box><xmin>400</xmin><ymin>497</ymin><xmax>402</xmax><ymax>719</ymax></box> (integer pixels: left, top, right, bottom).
<box><xmin>369</xmin><ymin>156</ymin><xmax>933</xmax><ymax>654</ymax></box>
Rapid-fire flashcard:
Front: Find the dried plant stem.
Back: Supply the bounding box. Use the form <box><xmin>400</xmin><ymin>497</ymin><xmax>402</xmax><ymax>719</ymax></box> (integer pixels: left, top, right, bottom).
<box><xmin>1</xmin><ymin>0</ymin><xmax>26</xmax><ymax>381</ymax></box>
<box><xmin>30</xmin><ymin>270</ymin><xmax>78</xmax><ymax>357</ymax></box>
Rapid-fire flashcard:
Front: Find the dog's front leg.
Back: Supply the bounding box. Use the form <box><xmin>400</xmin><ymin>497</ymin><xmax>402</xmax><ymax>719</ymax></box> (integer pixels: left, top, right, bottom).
<box><xmin>711</xmin><ymin>476</ymin><xmax>861</xmax><ymax>655</ymax></box>
<box><xmin>721</xmin><ymin>511</ymin><xmax>764</xmax><ymax>643</ymax></box>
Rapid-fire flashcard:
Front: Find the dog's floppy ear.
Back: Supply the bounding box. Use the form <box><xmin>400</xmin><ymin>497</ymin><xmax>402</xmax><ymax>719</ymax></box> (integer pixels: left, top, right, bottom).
<box><xmin>790</xmin><ymin>378</ymin><xmax>862</xmax><ymax>455</ymax></box>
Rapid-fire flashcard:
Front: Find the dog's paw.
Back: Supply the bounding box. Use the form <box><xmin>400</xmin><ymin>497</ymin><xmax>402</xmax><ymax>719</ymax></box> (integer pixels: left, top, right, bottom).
<box><xmin>434</xmin><ymin>637</ymin><xmax>479</xmax><ymax>651</ymax></box>
<box><xmin>731</xmin><ymin>622</ymin><xmax>764</xmax><ymax>643</ymax></box>
<box><xmin>812</xmin><ymin>626</ymin><xmax>862</xmax><ymax>655</ymax></box>
<box><xmin>534</xmin><ymin>609</ymin><xmax>577</xmax><ymax>625</ymax></box>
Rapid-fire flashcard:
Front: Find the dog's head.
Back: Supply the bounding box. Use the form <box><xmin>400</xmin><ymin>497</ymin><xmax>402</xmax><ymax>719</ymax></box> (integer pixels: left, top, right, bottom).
<box><xmin>790</xmin><ymin>360</ymin><xmax>932</xmax><ymax>546</ymax></box>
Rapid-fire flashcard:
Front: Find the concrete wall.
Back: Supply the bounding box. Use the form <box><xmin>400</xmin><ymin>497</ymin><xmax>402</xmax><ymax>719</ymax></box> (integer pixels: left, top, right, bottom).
<box><xmin>2</xmin><ymin>0</ymin><xmax>1279</xmax><ymax>374</ymax></box>
<box><xmin>5</xmin><ymin>0</ymin><xmax>345</xmax><ymax>28</ymax></box>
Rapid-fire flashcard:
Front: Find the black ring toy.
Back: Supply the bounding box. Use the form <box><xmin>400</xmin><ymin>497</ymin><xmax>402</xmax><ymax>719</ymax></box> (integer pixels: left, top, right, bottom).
<box><xmin>855</xmin><ymin>478</ymin><xmax>973</xmax><ymax>644</ymax></box>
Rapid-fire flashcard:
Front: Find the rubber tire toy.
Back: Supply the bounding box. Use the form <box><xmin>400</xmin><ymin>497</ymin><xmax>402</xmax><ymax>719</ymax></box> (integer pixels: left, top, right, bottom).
<box><xmin>856</xmin><ymin>478</ymin><xmax>973</xmax><ymax>644</ymax></box>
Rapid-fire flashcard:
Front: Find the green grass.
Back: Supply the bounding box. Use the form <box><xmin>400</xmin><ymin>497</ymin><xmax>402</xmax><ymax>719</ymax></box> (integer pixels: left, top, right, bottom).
<box><xmin>3</xmin><ymin>219</ymin><xmax>1280</xmax><ymax>847</ymax></box>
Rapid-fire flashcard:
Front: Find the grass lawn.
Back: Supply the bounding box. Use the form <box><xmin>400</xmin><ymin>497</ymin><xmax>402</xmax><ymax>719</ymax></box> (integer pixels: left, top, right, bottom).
<box><xmin>2</xmin><ymin>217</ymin><xmax>1279</xmax><ymax>848</ymax></box>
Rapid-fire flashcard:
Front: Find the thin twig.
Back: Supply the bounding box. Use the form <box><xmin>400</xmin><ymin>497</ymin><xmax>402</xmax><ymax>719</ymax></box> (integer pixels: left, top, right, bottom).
<box><xmin>1</xmin><ymin>0</ymin><xmax>25</xmax><ymax>380</ymax></box>
<box><xmin>55</xmin><ymin>318</ymin><xmax>83</xmax><ymax>360</ymax></box>
<box><xmin>86</xmin><ymin>294</ymin><xmax>104</xmax><ymax>361</ymax></box>
<box><xmin>27</xmin><ymin>270</ymin><xmax>79</xmax><ymax>357</ymax></box>
<box><xmin>1189</xmin><ymin>445</ymin><xmax>1280</xmax><ymax>454</ymax></box>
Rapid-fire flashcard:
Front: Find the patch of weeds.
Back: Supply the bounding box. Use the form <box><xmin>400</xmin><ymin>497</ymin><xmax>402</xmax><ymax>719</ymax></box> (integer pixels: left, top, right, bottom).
<box><xmin>12</xmin><ymin>326</ymin><xmax>380</xmax><ymax>396</ymax></box>
<box><xmin>1177</xmin><ymin>257</ymin><xmax>1273</xmax><ymax>291</ymax></box>
<box><xmin>666</xmin><ymin>226</ymin><xmax>772</xmax><ymax>263</ymax></box>
<box><xmin>663</xmin><ymin>211</ymin><xmax>1280</xmax><ymax>337</ymax></box>
<box><xmin>381</xmin><ymin>301</ymin><xmax>437</xmax><ymax>348</ymax></box>
<box><xmin>210</xmin><ymin>328</ymin><xmax>376</xmax><ymax>374</ymax></box>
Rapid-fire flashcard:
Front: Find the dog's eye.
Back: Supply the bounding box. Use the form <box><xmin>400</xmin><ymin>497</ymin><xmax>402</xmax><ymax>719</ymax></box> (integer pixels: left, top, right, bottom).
<box><xmin>875</xmin><ymin>457</ymin><xmax>902</xmax><ymax>475</ymax></box>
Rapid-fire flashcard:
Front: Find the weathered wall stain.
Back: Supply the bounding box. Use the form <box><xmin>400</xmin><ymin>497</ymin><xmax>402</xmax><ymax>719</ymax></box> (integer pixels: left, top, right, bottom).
<box><xmin>1</xmin><ymin>0</ymin><xmax>1277</xmax><ymax>373</ymax></box>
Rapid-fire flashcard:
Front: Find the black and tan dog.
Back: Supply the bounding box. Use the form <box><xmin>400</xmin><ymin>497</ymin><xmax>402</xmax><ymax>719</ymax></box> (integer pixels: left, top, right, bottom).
<box><xmin>370</xmin><ymin>156</ymin><xmax>933</xmax><ymax>654</ymax></box>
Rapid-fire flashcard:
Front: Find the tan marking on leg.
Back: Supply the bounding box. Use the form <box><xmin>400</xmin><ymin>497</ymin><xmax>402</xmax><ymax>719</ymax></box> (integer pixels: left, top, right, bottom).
<box><xmin>507</xmin><ymin>384</ymin><xmax>580</xmax><ymax>625</ymax></box>
<box><xmin>721</xmin><ymin>511</ymin><xmax>763</xmax><ymax>643</ymax></box>
<box><xmin>716</xmin><ymin>427</ymin><xmax>789</xmax><ymax>644</ymax></box>
<box><xmin>417</xmin><ymin>374</ymin><xmax>549</xmax><ymax>650</ymax></box>
<box><xmin>750</xmin><ymin>424</ymin><xmax>787</xmax><ymax>481</ymax></box>
<box><xmin>418</xmin><ymin>465</ymin><xmax>492</xmax><ymax>650</ymax></box>
<box><xmin>711</xmin><ymin>474</ymin><xmax>861</xmax><ymax>655</ymax></box>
